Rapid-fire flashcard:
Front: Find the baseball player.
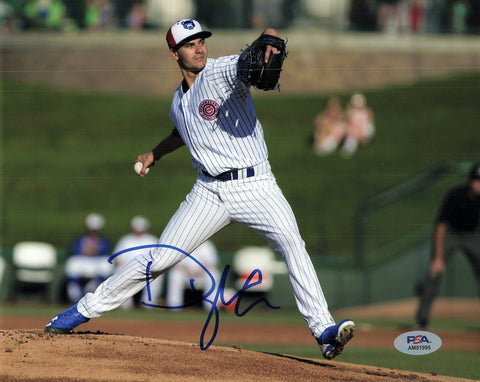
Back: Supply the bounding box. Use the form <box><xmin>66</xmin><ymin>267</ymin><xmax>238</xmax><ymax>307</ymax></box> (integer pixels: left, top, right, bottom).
<box><xmin>45</xmin><ymin>19</ymin><xmax>355</xmax><ymax>360</ymax></box>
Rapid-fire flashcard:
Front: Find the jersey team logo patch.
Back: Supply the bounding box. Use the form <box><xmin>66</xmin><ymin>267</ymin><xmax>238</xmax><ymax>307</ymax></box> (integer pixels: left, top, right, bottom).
<box><xmin>199</xmin><ymin>100</ymin><xmax>219</xmax><ymax>120</ymax></box>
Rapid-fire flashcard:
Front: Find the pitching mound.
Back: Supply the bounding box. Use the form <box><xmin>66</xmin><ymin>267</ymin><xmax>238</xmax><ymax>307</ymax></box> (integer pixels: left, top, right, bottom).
<box><xmin>2</xmin><ymin>299</ymin><xmax>478</xmax><ymax>381</ymax></box>
<box><xmin>1</xmin><ymin>329</ymin><xmax>472</xmax><ymax>382</ymax></box>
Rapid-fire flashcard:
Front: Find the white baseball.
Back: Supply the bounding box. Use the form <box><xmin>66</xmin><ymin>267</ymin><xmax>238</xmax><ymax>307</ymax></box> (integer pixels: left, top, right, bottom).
<box><xmin>134</xmin><ymin>162</ymin><xmax>150</xmax><ymax>176</ymax></box>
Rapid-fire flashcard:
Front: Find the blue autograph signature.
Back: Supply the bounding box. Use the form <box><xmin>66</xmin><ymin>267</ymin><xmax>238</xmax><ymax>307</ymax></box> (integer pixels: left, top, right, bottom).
<box><xmin>108</xmin><ymin>244</ymin><xmax>279</xmax><ymax>350</ymax></box>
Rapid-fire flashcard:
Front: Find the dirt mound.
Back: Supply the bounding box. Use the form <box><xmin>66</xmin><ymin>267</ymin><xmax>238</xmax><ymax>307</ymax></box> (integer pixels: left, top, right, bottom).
<box><xmin>0</xmin><ymin>313</ymin><xmax>477</xmax><ymax>352</ymax></box>
<box><xmin>2</xmin><ymin>299</ymin><xmax>478</xmax><ymax>381</ymax></box>
<box><xmin>1</xmin><ymin>329</ymin><xmax>469</xmax><ymax>382</ymax></box>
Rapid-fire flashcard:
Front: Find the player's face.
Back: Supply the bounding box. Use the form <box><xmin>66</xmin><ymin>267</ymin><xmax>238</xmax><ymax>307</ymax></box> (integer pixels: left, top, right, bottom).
<box><xmin>172</xmin><ymin>38</ymin><xmax>208</xmax><ymax>74</ymax></box>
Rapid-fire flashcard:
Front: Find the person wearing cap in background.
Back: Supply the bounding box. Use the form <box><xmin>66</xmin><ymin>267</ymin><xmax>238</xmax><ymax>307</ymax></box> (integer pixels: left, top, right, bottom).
<box><xmin>113</xmin><ymin>216</ymin><xmax>163</xmax><ymax>308</ymax></box>
<box><xmin>64</xmin><ymin>213</ymin><xmax>114</xmax><ymax>303</ymax></box>
<box><xmin>415</xmin><ymin>162</ymin><xmax>480</xmax><ymax>329</ymax></box>
<box><xmin>166</xmin><ymin>239</ymin><xmax>220</xmax><ymax>311</ymax></box>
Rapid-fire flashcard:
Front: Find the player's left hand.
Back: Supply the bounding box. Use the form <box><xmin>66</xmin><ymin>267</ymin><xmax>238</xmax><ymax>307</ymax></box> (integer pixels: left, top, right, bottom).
<box><xmin>265</xmin><ymin>45</ymin><xmax>280</xmax><ymax>63</ymax></box>
<box><xmin>263</xmin><ymin>28</ymin><xmax>280</xmax><ymax>63</ymax></box>
<box><xmin>237</xmin><ymin>28</ymin><xmax>287</xmax><ymax>91</ymax></box>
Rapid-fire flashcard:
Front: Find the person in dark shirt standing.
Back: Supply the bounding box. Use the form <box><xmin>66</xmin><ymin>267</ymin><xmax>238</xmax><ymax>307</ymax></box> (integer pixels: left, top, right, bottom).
<box><xmin>415</xmin><ymin>162</ymin><xmax>480</xmax><ymax>328</ymax></box>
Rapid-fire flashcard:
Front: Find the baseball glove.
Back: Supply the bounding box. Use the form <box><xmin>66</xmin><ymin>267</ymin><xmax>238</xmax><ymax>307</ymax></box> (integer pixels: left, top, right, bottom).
<box><xmin>238</xmin><ymin>33</ymin><xmax>287</xmax><ymax>91</ymax></box>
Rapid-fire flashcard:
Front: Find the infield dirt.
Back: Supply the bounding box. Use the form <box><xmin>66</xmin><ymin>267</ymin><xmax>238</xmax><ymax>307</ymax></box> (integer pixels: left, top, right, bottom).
<box><xmin>1</xmin><ymin>299</ymin><xmax>478</xmax><ymax>381</ymax></box>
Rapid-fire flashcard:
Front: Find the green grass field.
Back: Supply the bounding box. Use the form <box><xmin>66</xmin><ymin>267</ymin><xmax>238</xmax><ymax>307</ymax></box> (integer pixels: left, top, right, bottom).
<box><xmin>246</xmin><ymin>345</ymin><xmax>479</xmax><ymax>380</ymax></box>
<box><xmin>1</xmin><ymin>303</ymin><xmax>478</xmax><ymax>380</ymax></box>
<box><xmin>2</xmin><ymin>71</ymin><xmax>479</xmax><ymax>261</ymax></box>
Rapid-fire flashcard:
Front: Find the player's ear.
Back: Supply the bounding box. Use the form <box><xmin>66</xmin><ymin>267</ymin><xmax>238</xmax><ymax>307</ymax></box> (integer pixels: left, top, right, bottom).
<box><xmin>169</xmin><ymin>48</ymin><xmax>179</xmax><ymax>61</ymax></box>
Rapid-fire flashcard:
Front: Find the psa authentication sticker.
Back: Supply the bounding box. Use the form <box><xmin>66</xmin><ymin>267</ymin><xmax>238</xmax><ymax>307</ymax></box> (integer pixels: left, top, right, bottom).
<box><xmin>394</xmin><ymin>331</ymin><xmax>442</xmax><ymax>355</ymax></box>
<box><xmin>199</xmin><ymin>100</ymin><xmax>219</xmax><ymax>120</ymax></box>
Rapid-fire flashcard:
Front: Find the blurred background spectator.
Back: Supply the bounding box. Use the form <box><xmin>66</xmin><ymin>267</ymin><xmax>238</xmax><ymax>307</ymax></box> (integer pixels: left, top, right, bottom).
<box><xmin>23</xmin><ymin>0</ymin><xmax>66</xmax><ymax>30</ymax></box>
<box><xmin>126</xmin><ymin>0</ymin><xmax>144</xmax><ymax>30</ymax></box>
<box><xmin>312</xmin><ymin>96</ymin><xmax>347</xmax><ymax>156</ymax></box>
<box><xmin>376</xmin><ymin>0</ymin><xmax>403</xmax><ymax>33</ymax></box>
<box><xmin>0</xmin><ymin>0</ymin><xmax>17</xmax><ymax>33</ymax></box>
<box><xmin>251</xmin><ymin>0</ymin><xmax>286</xmax><ymax>29</ymax></box>
<box><xmin>64</xmin><ymin>213</ymin><xmax>114</xmax><ymax>303</ymax></box>
<box><xmin>113</xmin><ymin>216</ymin><xmax>163</xmax><ymax>309</ymax></box>
<box><xmin>451</xmin><ymin>0</ymin><xmax>469</xmax><ymax>33</ymax></box>
<box><xmin>85</xmin><ymin>0</ymin><xmax>114</xmax><ymax>30</ymax></box>
<box><xmin>3</xmin><ymin>0</ymin><xmax>478</xmax><ymax>34</ymax></box>
<box><xmin>341</xmin><ymin>93</ymin><xmax>375</xmax><ymax>158</ymax></box>
<box><xmin>408</xmin><ymin>0</ymin><xmax>424</xmax><ymax>33</ymax></box>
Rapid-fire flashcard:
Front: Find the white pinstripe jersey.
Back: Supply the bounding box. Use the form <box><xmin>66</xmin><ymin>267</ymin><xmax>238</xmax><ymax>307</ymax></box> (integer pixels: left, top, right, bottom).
<box><xmin>169</xmin><ymin>55</ymin><xmax>268</xmax><ymax>176</ymax></box>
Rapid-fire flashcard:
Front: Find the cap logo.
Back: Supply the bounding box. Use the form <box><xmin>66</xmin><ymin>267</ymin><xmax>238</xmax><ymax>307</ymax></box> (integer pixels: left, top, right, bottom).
<box><xmin>182</xmin><ymin>20</ymin><xmax>195</xmax><ymax>30</ymax></box>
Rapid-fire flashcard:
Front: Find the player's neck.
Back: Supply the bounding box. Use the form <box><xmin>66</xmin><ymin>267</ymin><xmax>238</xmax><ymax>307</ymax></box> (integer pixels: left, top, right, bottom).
<box><xmin>181</xmin><ymin>70</ymin><xmax>199</xmax><ymax>91</ymax></box>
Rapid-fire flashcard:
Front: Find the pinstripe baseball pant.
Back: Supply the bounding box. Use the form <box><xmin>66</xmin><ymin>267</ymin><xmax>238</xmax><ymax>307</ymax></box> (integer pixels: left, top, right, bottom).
<box><xmin>78</xmin><ymin>163</ymin><xmax>335</xmax><ymax>337</ymax></box>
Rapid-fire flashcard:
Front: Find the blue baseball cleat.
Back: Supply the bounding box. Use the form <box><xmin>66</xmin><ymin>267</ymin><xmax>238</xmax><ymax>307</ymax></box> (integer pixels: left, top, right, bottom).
<box><xmin>44</xmin><ymin>305</ymin><xmax>89</xmax><ymax>334</ymax></box>
<box><xmin>316</xmin><ymin>319</ymin><xmax>356</xmax><ymax>360</ymax></box>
